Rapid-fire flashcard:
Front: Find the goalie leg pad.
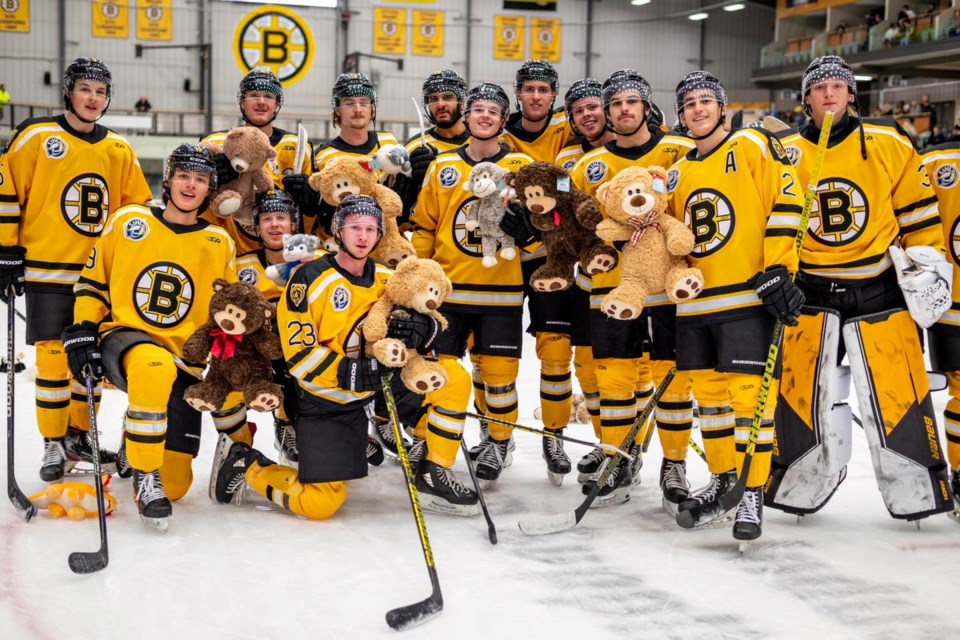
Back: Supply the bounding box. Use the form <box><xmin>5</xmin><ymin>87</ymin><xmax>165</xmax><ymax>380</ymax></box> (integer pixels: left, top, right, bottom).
<box><xmin>843</xmin><ymin>309</ymin><xmax>953</xmax><ymax>520</ymax></box>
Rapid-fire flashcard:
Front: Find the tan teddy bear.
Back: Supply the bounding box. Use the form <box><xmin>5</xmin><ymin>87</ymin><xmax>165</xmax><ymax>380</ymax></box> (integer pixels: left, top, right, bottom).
<box><xmin>595</xmin><ymin>166</ymin><xmax>703</xmax><ymax>320</ymax></box>
<box><xmin>201</xmin><ymin>127</ymin><xmax>277</xmax><ymax>227</ymax></box>
<box><xmin>309</xmin><ymin>156</ymin><xmax>415</xmax><ymax>267</ymax></box>
<box><xmin>362</xmin><ymin>258</ymin><xmax>452</xmax><ymax>394</ymax></box>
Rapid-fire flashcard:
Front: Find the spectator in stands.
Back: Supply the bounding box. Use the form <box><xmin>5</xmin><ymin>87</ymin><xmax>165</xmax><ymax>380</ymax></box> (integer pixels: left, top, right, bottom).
<box><xmin>948</xmin><ymin>9</ymin><xmax>960</xmax><ymax>37</ymax></box>
<box><xmin>884</xmin><ymin>22</ymin><xmax>901</xmax><ymax>46</ymax></box>
<box><xmin>919</xmin><ymin>95</ymin><xmax>937</xmax><ymax>127</ymax></box>
<box><xmin>926</xmin><ymin>126</ymin><xmax>946</xmax><ymax>147</ymax></box>
<box><xmin>835</xmin><ymin>20</ymin><xmax>849</xmax><ymax>34</ymax></box>
<box><xmin>135</xmin><ymin>96</ymin><xmax>152</xmax><ymax>113</ymax></box>
<box><xmin>894</xmin><ymin>100</ymin><xmax>907</xmax><ymax>115</ymax></box>
<box><xmin>0</xmin><ymin>83</ymin><xmax>9</xmax><ymax>126</ymax></box>
<box><xmin>949</xmin><ymin>124</ymin><xmax>960</xmax><ymax>142</ymax></box>
<box><xmin>924</xmin><ymin>3</ymin><xmax>938</xmax><ymax>16</ymax></box>
<box><xmin>900</xmin><ymin>18</ymin><xmax>915</xmax><ymax>44</ymax></box>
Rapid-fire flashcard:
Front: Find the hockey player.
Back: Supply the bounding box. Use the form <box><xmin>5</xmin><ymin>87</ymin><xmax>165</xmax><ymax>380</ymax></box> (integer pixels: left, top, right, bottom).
<box><xmin>411</xmin><ymin>83</ymin><xmax>533</xmax><ymax>484</ymax></box>
<box><xmin>201</xmin><ymin>69</ymin><xmax>313</xmax><ymax>255</ymax></box>
<box><xmin>769</xmin><ymin>55</ymin><xmax>953</xmax><ymax>522</ymax></box>
<box><xmin>668</xmin><ymin>71</ymin><xmax>805</xmax><ymax>540</ymax></box>
<box><xmin>63</xmin><ymin>144</ymin><xmax>237</xmax><ymax>530</ymax></box>
<box><xmin>568</xmin><ymin>69</ymin><xmax>695</xmax><ymax>505</ymax></box>
<box><xmin>0</xmin><ymin>57</ymin><xmax>152</xmax><ymax>482</ymax></box>
<box><xmin>501</xmin><ymin>59</ymin><xmax>573</xmax><ymax>163</ymax></box>
<box><xmin>921</xmin><ymin>141</ymin><xmax>960</xmax><ymax>515</ymax></box>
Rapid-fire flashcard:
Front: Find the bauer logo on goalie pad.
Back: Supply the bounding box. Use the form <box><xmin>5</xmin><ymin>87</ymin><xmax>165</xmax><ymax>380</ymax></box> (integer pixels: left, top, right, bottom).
<box><xmin>936</xmin><ymin>164</ymin><xmax>958</xmax><ymax>189</ymax></box>
<box><xmin>123</xmin><ymin>218</ymin><xmax>149</xmax><ymax>242</ymax></box>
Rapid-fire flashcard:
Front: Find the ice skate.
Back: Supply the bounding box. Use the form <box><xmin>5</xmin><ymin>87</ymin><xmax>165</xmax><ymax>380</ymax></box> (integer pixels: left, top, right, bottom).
<box><xmin>366</xmin><ymin>435</ymin><xmax>384</xmax><ymax>467</ymax></box>
<box><xmin>116</xmin><ymin>432</ymin><xmax>132</xmax><ymax>479</ymax></box>
<box><xmin>734</xmin><ymin>487</ymin><xmax>764</xmax><ymax>552</ymax></box>
<box><xmin>406</xmin><ymin>438</ymin><xmax>426</xmax><ymax>477</ymax></box>
<box><xmin>660</xmin><ymin>459</ymin><xmax>690</xmax><ymax>516</ymax></box>
<box><xmin>417</xmin><ymin>460</ymin><xmax>480</xmax><ymax>517</ymax></box>
<box><xmin>274</xmin><ymin>419</ymin><xmax>298</xmax><ymax>467</ymax></box>
<box><xmin>372</xmin><ymin>417</ymin><xmax>410</xmax><ymax>461</ymax></box>
<box><xmin>63</xmin><ymin>426</ymin><xmax>118</xmax><ymax>476</ymax></box>
<box><xmin>40</xmin><ymin>438</ymin><xmax>66</xmax><ymax>482</ymax></box>
<box><xmin>678</xmin><ymin>469</ymin><xmax>738</xmax><ymax>528</ymax></box>
<box><xmin>577</xmin><ymin>447</ymin><xmax>606</xmax><ymax>484</ymax></box>
<box><xmin>542</xmin><ymin>429</ymin><xmax>571</xmax><ymax>486</ymax></box>
<box><xmin>474</xmin><ymin>436</ymin><xmax>513</xmax><ymax>487</ymax></box>
<box><xmin>949</xmin><ymin>469</ymin><xmax>960</xmax><ymax>523</ymax></box>
<box><xmin>582</xmin><ymin>455</ymin><xmax>631</xmax><ymax>508</ymax></box>
<box><xmin>133</xmin><ymin>468</ymin><xmax>171</xmax><ymax>533</ymax></box>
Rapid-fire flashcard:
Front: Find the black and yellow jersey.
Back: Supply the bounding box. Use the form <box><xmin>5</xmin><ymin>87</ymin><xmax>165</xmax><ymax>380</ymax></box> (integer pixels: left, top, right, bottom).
<box><xmin>667</xmin><ymin>128</ymin><xmax>804</xmax><ymax>323</ymax></box>
<box><xmin>0</xmin><ymin>115</ymin><xmax>152</xmax><ymax>294</ymax></box>
<box><xmin>779</xmin><ymin>116</ymin><xmax>944</xmax><ymax>281</ymax></box>
<box><xmin>236</xmin><ymin>250</ymin><xmax>285</xmax><ymax>304</ymax></box>
<box><xmin>277</xmin><ymin>254</ymin><xmax>392</xmax><ymax>405</ymax></box>
<box><xmin>501</xmin><ymin>109</ymin><xmax>574</xmax><ymax>164</ymax></box>
<box><xmin>570</xmin><ymin>131</ymin><xmax>695</xmax><ymax>309</ymax></box>
<box><xmin>73</xmin><ymin>204</ymin><xmax>237</xmax><ymax>368</ymax></box>
<box><xmin>404</xmin><ymin>127</ymin><xmax>470</xmax><ymax>154</ymax></box>
<box><xmin>922</xmin><ymin>141</ymin><xmax>960</xmax><ymax>332</ymax></box>
<box><xmin>555</xmin><ymin>140</ymin><xmax>594</xmax><ymax>173</ymax></box>
<box><xmin>313</xmin><ymin>131</ymin><xmax>399</xmax><ymax>175</ymax></box>
<box><xmin>411</xmin><ymin>145</ymin><xmax>533</xmax><ymax>314</ymax></box>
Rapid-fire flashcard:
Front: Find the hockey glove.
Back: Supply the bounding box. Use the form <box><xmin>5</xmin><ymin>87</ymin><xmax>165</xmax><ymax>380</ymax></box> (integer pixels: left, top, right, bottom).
<box><xmin>282</xmin><ymin>173</ymin><xmax>322</xmax><ymax>217</ymax></box>
<box><xmin>316</xmin><ymin>200</ymin><xmax>337</xmax><ymax>235</ymax></box>
<box><xmin>409</xmin><ymin>144</ymin><xmax>438</xmax><ymax>184</ymax></box>
<box><xmin>61</xmin><ymin>321</ymin><xmax>104</xmax><ymax>382</ymax></box>
<box><xmin>337</xmin><ymin>357</ymin><xmax>390</xmax><ymax>393</ymax></box>
<box><xmin>387</xmin><ymin>310</ymin><xmax>442</xmax><ymax>355</ymax></box>
<box><xmin>390</xmin><ymin>174</ymin><xmax>420</xmax><ymax>221</ymax></box>
<box><xmin>499</xmin><ymin>202</ymin><xmax>541</xmax><ymax>248</ymax></box>
<box><xmin>0</xmin><ymin>245</ymin><xmax>26</xmax><ymax>296</ymax></box>
<box><xmin>749</xmin><ymin>265</ymin><xmax>805</xmax><ymax>327</ymax></box>
<box><xmin>213</xmin><ymin>153</ymin><xmax>239</xmax><ymax>187</ymax></box>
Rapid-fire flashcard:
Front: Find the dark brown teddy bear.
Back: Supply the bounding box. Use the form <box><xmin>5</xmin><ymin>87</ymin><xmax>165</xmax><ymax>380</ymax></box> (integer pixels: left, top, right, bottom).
<box><xmin>512</xmin><ymin>162</ymin><xmax>618</xmax><ymax>292</ymax></box>
<box><xmin>182</xmin><ymin>279</ymin><xmax>284</xmax><ymax>413</ymax></box>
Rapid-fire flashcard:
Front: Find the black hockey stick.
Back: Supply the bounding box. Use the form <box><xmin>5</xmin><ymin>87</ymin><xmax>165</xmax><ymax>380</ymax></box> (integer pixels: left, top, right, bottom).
<box><xmin>461</xmin><ymin>411</ymin><xmax>633</xmax><ymax>458</ymax></box>
<box><xmin>677</xmin><ymin>110</ymin><xmax>835</xmax><ymax>530</ymax></box>
<box><xmin>381</xmin><ymin>374</ymin><xmax>443</xmax><ymax>630</ymax></box>
<box><xmin>6</xmin><ymin>290</ymin><xmax>36</xmax><ymax>521</ymax></box>
<box><xmin>518</xmin><ymin>367</ymin><xmax>675</xmax><ymax>536</ymax></box>
<box><xmin>68</xmin><ymin>368</ymin><xmax>109</xmax><ymax>574</ymax></box>
<box><xmin>458</xmin><ymin>437</ymin><xmax>497</xmax><ymax>545</ymax></box>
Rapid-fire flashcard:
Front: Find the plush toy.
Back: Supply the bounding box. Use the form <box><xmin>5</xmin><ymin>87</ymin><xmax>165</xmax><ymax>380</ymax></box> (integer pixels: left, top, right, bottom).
<box><xmin>368</xmin><ymin>144</ymin><xmax>412</xmax><ymax>178</ymax></box>
<box><xmin>265</xmin><ymin>233</ymin><xmax>322</xmax><ymax>285</ymax></box>
<box><xmin>309</xmin><ymin>156</ymin><xmax>415</xmax><ymax>267</ymax></box>
<box><xmin>201</xmin><ymin>127</ymin><xmax>277</xmax><ymax>227</ymax></box>
<box><xmin>462</xmin><ymin>162</ymin><xmax>517</xmax><ymax>268</ymax></box>
<box><xmin>535</xmin><ymin>393</ymin><xmax>590</xmax><ymax>425</ymax></box>
<box><xmin>30</xmin><ymin>481</ymin><xmax>117</xmax><ymax>520</ymax></box>
<box><xmin>512</xmin><ymin>161</ymin><xmax>618</xmax><ymax>291</ymax></box>
<box><xmin>182</xmin><ymin>279</ymin><xmax>284</xmax><ymax>412</ymax></box>
<box><xmin>594</xmin><ymin>166</ymin><xmax>703</xmax><ymax>320</ymax></box>
<box><xmin>362</xmin><ymin>257</ymin><xmax>452</xmax><ymax>394</ymax></box>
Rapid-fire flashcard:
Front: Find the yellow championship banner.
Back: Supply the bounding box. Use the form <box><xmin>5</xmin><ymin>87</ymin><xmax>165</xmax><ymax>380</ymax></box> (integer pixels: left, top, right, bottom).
<box><xmin>0</xmin><ymin>0</ymin><xmax>30</xmax><ymax>33</ymax></box>
<box><xmin>233</xmin><ymin>4</ymin><xmax>314</xmax><ymax>87</ymax></box>
<box><xmin>373</xmin><ymin>7</ymin><xmax>406</xmax><ymax>55</ymax></box>
<box><xmin>412</xmin><ymin>10</ymin><xmax>444</xmax><ymax>57</ymax></box>
<box><xmin>137</xmin><ymin>0</ymin><xmax>172</xmax><ymax>42</ymax></box>
<box><xmin>530</xmin><ymin>18</ymin><xmax>560</xmax><ymax>62</ymax></box>
<box><xmin>494</xmin><ymin>15</ymin><xmax>525</xmax><ymax>61</ymax></box>
<box><xmin>92</xmin><ymin>1</ymin><xmax>129</xmax><ymax>39</ymax></box>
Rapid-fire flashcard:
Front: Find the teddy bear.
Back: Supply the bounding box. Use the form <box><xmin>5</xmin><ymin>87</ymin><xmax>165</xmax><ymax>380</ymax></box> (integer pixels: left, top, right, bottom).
<box><xmin>265</xmin><ymin>233</ymin><xmax>322</xmax><ymax>286</ymax></box>
<box><xmin>462</xmin><ymin>162</ymin><xmax>517</xmax><ymax>268</ymax></box>
<box><xmin>309</xmin><ymin>156</ymin><xmax>415</xmax><ymax>267</ymax></box>
<box><xmin>362</xmin><ymin>257</ymin><xmax>452</xmax><ymax>394</ymax></box>
<box><xmin>182</xmin><ymin>279</ymin><xmax>284</xmax><ymax>412</ymax></box>
<box><xmin>200</xmin><ymin>127</ymin><xmax>277</xmax><ymax>227</ymax></box>
<box><xmin>512</xmin><ymin>161</ymin><xmax>619</xmax><ymax>292</ymax></box>
<box><xmin>594</xmin><ymin>166</ymin><xmax>703</xmax><ymax>320</ymax></box>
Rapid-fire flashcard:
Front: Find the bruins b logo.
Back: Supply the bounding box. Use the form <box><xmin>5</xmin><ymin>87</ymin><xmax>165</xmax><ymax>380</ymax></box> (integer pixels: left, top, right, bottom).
<box><xmin>61</xmin><ymin>173</ymin><xmax>109</xmax><ymax>237</ymax></box>
<box><xmin>683</xmin><ymin>189</ymin><xmax>734</xmax><ymax>258</ymax></box>
<box><xmin>809</xmin><ymin>178</ymin><xmax>868</xmax><ymax>246</ymax></box>
<box><xmin>452</xmin><ymin>198</ymin><xmax>485</xmax><ymax>258</ymax></box>
<box><xmin>134</xmin><ymin>263</ymin><xmax>194</xmax><ymax>327</ymax></box>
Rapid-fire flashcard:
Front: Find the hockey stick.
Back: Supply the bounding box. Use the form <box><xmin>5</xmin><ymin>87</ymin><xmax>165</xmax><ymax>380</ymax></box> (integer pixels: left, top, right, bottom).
<box><xmin>381</xmin><ymin>374</ymin><xmax>443</xmax><ymax>630</ymax></box>
<box><xmin>461</xmin><ymin>412</ymin><xmax>634</xmax><ymax>459</ymax></box>
<box><xmin>68</xmin><ymin>368</ymin><xmax>109</xmax><ymax>574</ymax></box>
<box><xmin>6</xmin><ymin>290</ymin><xmax>36</xmax><ymax>520</ymax></box>
<box><xmin>677</xmin><ymin>110</ymin><xmax>835</xmax><ymax>530</ymax></box>
<box><xmin>458</xmin><ymin>438</ymin><xmax>497</xmax><ymax>545</ymax></box>
<box><xmin>518</xmin><ymin>367</ymin><xmax>676</xmax><ymax>536</ymax></box>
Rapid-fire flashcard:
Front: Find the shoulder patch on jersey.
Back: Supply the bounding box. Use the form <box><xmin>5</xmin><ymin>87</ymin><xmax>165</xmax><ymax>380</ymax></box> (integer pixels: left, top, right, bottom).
<box><xmin>331</xmin><ymin>284</ymin><xmax>351</xmax><ymax>311</ymax></box>
<box><xmin>44</xmin><ymin>136</ymin><xmax>68</xmax><ymax>159</ymax></box>
<box><xmin>288</xmin><ymin>283</ymin><xmax>307</xmax><ymax>310</ymax></box>
<box><xmin>936</xmin><ymin>164</ymin><xmax>958</xmax><ymax>189</ymax></box>
<box><xmin>561</xmin><ymin>158</ymin><xmax>577</xmax><ymax>172</ymax></box>
<box><xmin>768</xmin><ymin>135</ymin><xmax>788</xmax><ymax>162</ymax></box>
<box><xmin>238</xmin><ymin>267</ymin><xmax>259</xmax><ymax>285</ymax></box>
<box><xmin>667</xmin><ymin>168</ymin><xmax>680</xmax><ymax>194</ymax></box>
<box><xmin>123</xmin><ymin>217</ymin><xmax>149</xmax><ymax>241</ymax></box>
<box><xmin>585</xmin><ymin>159</ymin><xmax>608</xmax><ymax>184</ymax></box>
<box><xmin>784</xmin><ymin>145</ymin><xmax>801</xmax><ymax>166</ymax></box>
<box><xmin>439</xmin><ymin>166</ymin><xmax>461</xmax><ymax>188</ymax></box>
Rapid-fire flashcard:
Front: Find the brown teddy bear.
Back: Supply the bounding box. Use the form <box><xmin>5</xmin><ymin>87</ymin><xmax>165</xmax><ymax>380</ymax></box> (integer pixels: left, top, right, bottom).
<box><xmin>309</xmin><ymin>156</ymin><xmax>415</xmax><ymax>268</ymax></box>
<box><xmin>512</xmin><ymin>161</ymin><xmax>618</xmax><ymax>292</ymax></box>
<box><xmin>201</xmin><ymin>127</ymin><xmax>276</xmax><ymax>227</ymax></box>
<box><xmin>182</xmin><ymin>279</ymin><xmax>284</xmax><ymax>413</ymax></box>
<box><xmin>595</xmin><ymin>166</ymin><xmax>703</xmax><ymax>320</ymax></box>
<box><xmin>362</xmin><ymin>257</ymin><xmax>452</xmax><ymax>394</ymax></box>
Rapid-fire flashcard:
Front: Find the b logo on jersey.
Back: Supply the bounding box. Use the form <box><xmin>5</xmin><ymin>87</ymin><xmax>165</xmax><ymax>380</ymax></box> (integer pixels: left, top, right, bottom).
<box><xmin>61</xmin><ymin>173</ymin><xmax>109</xmax><ymax>237</ymax></box>
<box><xmin>439</xmin><ymin>166</ymin><xmax>461</xmax><ymax>189</ymax></box>
<box><xmin>683</xmin><ymin>189</ymin><xmax>735</xmax><ymax>258</ymax></box>
<box><xmin>936</xmin><ymin>164</ymin><xmax>958</xmax><ymax>189</ymax></box>
<box><xmin>809</xmin><ymin>179</ymin><xmax>868</xmax><ymax>246</ymax></box>
<box><xmin>452</xmin><ymin>198</ymin><xmax>485</xmax><ymax>258</ymax></box>
<box><xmin>44</xmin><ymin>137</ymin><xmax>68</xmax><ymax>159</ymax></box>
<box><xmin>332</xmin><ymin>284</ymin><xmax>350</xmax><ymax>311</ymax></box>
<box><xmin>344</xmin><ymin>318</ymin><xmax>365</xmax><ymax>360</ymax></box>
<box><xmin>585</xmin><ymin>160</ymin><xmax>607</xmax><ymax>184</ymax></box>
<box><xmin>123</xmin><ymin>218</ymin><xmax>149</xmax><ymax>241</ymax></box>
<box><xmin>667</xmin><ymin>168</ymin><xmax>680</xmax><ymax>194</ymax></box>
<box><xmin>949</xmin><ymin>217</ymin><xmax>960</xmax><ymax>267</ymax></box>
<box><xmin>134</xmin><ymin>263</ymin><xmax>194</xmax><ymax>328</ymax></box>
<box><xmin>784</xmin><ymin>146</ymin><xmax>801</xmax><ymax>166</ymax></box>
<box><xmin>238</xmin><ymin>267</ymin><xmax>259</xmax><ymax>285</ymax></box>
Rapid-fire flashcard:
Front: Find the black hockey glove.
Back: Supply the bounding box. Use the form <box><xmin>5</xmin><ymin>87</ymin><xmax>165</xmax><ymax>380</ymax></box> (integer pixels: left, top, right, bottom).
<box><xmin>316</xmin><ymin>200</ymin><xmax>337</xmax><ymax>235</ymax></box>
<box><xmin>409</xmin><ymin>144</ymin><xmax>438</xmax><ymax>184</ymax></box>
<box><xmin>61</xmin><ymin>321</ymin><xmax>104</xmax><ymax>382</ymax></box>
<box><xmin>0</xmin><ymin>245</ymin><xmax>26</xmax><ymax>297</ymax></box>
<box><xmin>749</xmin><ymin>265</ymin><xmax>805</xmax><ymax>327</ymax></box>
<box><xmin>337</xmin><ymin>357</ymin><xmax>391</xmax><ymax>393</ymax></box>
<box><xmin>390</xmin><ymin>174</ymin><xmax>420</xmax><ymax>219</ymax></box>
<box><xmin>387</xmin><ymin>310</ymin><xmax>442</xmax><ymax>355</ymax></box>
<box><xmin>282</xmin><ymin>173</ymin><xmax>322</xmax><ymax>217</ymax></box>
<box><xmin>213</xmin><ymin>153</ymin><xmax>239</xmax><ymax>186</ymax></box>
<box><xmin>499</xmin><ymin>202</ymin><xmax>541</xmax><ymax>248</ymax></box>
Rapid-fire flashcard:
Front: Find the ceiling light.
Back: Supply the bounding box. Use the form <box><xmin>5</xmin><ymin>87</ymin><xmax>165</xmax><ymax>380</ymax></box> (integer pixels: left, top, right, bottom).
<box><xmin>854</xmin><ymin>74</ymin><xmax>874</xmax><ymax>82</ymax></box>
<box><xmin>689</xmin><ymin>12</ymin><xmax>709</xmax><ymax>21</ymax></box>
<box><xmin>724</xmin><ymin>3</ymin><xmax>746</xmax><ymax>10</ymax></box>
<box><xmin>631</xmin><ymin>0</ymin><xmax>651</xmax><ymax>5</ymax></box>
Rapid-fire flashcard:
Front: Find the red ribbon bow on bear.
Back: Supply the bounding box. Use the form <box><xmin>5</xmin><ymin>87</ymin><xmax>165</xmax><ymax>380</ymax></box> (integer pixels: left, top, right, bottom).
<box><xmin>209</xmin><ymin>328</ymin><xmax>244</xmax><ymax>359</ymax></box>
<box><xmin>627</xmin><ymin>212</ymin><xmax>662</xmax><ymax>246</ymax></box>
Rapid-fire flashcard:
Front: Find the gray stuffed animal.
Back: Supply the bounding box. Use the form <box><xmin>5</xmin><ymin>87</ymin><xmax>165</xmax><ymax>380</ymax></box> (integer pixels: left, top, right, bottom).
<box><xmin>463</xmin><ymin>162</ymin><xmax>516</xmax><ymax>268</ymax></box>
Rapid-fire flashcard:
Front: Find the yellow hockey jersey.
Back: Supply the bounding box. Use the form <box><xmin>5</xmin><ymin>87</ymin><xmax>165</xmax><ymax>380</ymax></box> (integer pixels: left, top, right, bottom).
<box><xmin>922</xmin><ymin>141</ymin><xmax>960</xmax><ymax>332</ymax></box>
<box><xmin>0</xmin><ymin>115</ymin><xmax>152</xmax><ymax>293</ymax></box>
<box><xmin>404</xmin><ymin>127</ymin><xmax>470</xmax><ymax>154</ymax></box>
<box><xmin>313</xmin><ymin>131</ymin><xmax>399</xmax><ymax>174</ymax></box>
<box><xmin>277</xmin><ymin>254</ymin><xmax>392</xmax><ymax>405</ymax></box>
<box><xmin>570</xmin><ymin>131</ymin><xmax>696</xmax><ymax>309</ymax></box>
<box><xmin>502</xmin><ymin>109</ymin><xmax>574</xmax><ymax>163</ymax></box>
<box><xmin>668</xmin><ymin>128</ymin><xmax>804</xmax><ymax>323</ymax></box>
<box><xmin>779</xmin><ymin>117</ymin><xmax>944</xmax><ymax>281</ymax></box>
<box><xmin>236</xmin><ymin>250</ymin><xmax>285</xmax><ymax>304</ymax></box>
<box><xmin>73</xmin><ymin>204</ymin><xmax>237</xmax><ymax>368</ymax></box>
<box><xmin>411</xmin><ymin>145</ymin><xmax>533</xmax><ymax>314</ymax></box>
<box><xmin>556</xmin><ymin>140</ymin><xmax>594</xmax><ymax>173</ymax></box>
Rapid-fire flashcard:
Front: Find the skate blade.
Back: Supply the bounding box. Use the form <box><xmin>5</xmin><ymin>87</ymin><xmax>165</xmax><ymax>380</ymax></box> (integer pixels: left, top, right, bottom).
<box><xmin>588</xmin><ymin>487</ymin><xmax>630</xmax><ymax>509</ymax></box>
<box><xmin>65</xmin><ymin>460</ymin><xmax>118</xmax><ymax>477</ymax></box>
<box><xmin>738</xmin><ymin>540</ymin><xmax>753</xmax><ymax>555</ymax></box>
<box><xmin>695</xmin><ymin>511</ymin><xmax>736</xmax><ymax>530</ymax></box>
<box><xmin>631</xmin><ymin>473</ymin><xmax>642</xmax><ymax>487</ymax></box>
<box><xmin>140</xmin><ymin>514</ymin><xmax>169</xmax><ymax>534</ymax></box>
<box><xmin>546</xmin><ymin>471</ymin><xmax>565</xmax><ymax>487</ymax></box>
<box><xmin>208</xmin><ymin>433</ymin><xmax>235</xmax><ymax>502</ymax></box>
<box><xmin>478</xmin><ymin>478</ymin><xmax>498</xmax><ymax>491</ymax></box>
<box><xmin>278</xmin><ymin>453</ymin><xmax>299</xmax><ymax>469</ymax></box>
<box><xmin>418</xmin><ymin>493</ymin><xmax>481</xmax><ymax>517</ymax></box>
<box><xmin>662</xmin><ymin>497</ymin><xmax>681</xmax><ymax>517</ymax></box>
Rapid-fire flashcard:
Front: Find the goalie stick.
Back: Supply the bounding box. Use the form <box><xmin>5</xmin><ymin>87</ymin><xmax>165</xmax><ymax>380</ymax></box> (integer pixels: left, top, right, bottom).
<box><xmin>6</xmin><ymin>290</ymin><xmax>36</xmax><ymax>521</ymax></box>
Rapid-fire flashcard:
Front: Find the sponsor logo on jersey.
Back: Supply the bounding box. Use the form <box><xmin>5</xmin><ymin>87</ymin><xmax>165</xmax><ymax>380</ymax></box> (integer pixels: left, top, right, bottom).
<box><xmin>936</xmin><ymin>164</ymin><xmax>958</xmax><ymax>189</ymax></box>
<box><xmin>288</xmin><ymin>283</ymin><xmax>307</xmax><ymax>308</ymax></box>
<box><xmin>809</xmin><ymin>178</ymin><xmax>868</xmax><ymax>246</ymax></box>
<box><xmin>585</xmin><ymin>160</ymin><xmax>607</xmax><ymax>184</ymax></box>
<box><xmin>134</xmin><ymin>262</ymin><xmax>194</xmax><ymax>328</ymax></box>
<box><xmin>123</xmin><ymin>218</ymin><xmax>149</xmax><ymax>241</ymax></box>
<box><xmin>238</xmin><ymin>267</ymin><xmax>259</xmax><ymax>285</ymax></box>
<box><xmin>439</xmin><ymin>166</ymin><xmax>460</xmax><ymax>188</ymax></box>
<box><xmin>784</xmin><ymin>146</ymin><xmax>801</xmax><ymax>166</ymax></box>
<box><xmin>332</xmin><ymin>284</ymin><xmax>350</xmax><ymax>311</ymax></box>
<box><xmin>683</xmin><ymin>189</ymin><xmax>735</xmax><ymax>258</ymax></box>
<box><xmin>44</xmin><ymin>137</ymin><xmax>68</xmax><ymax>159</ymax></box>
<box><xmin>61</xmin><ymin>173</ymin><xmax>109</xmax><ymax>237</ymax></box>
<box><xmin>667</xmin><ymin>168</ymin><xmax>680</xmax><ymax>194</ymax></box>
